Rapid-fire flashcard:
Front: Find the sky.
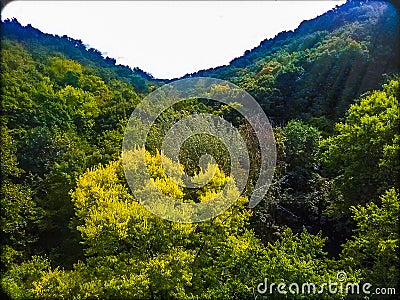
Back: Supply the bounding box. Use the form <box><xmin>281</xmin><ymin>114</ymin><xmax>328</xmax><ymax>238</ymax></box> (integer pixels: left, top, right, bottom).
<box><xmin>2</xmin><ymin>1</ymin><xmax>346</xmax><ymax>79</ymax></box>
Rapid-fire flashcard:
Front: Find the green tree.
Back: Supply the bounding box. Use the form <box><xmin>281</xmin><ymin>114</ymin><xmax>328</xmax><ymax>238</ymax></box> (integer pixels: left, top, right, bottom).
<box><xmin>2</xmin><ymin>149</ymin><xmax>262</xmax><ymax>299</ymax></box>
<box><xmin>282</xmin><ymin>120</ymin><xmax>321</xmax><ymax>192</ymax></box>
<box><xmin>320</xmin><ymin>79</ymin><xmax>400</xmax><ymax>212</ymax></box>
<box><xmin>341</xmin><ymin>189</ymin><xmax>399</xmax><ymax>292</ymax></box>
<box><xmin>0</xmin><ymin>125</ymin><xmax>43</xmax><ymax>268</ymax></box>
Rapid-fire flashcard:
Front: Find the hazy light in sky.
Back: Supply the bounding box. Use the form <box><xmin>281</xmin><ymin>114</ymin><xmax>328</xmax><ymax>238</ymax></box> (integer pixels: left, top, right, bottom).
<box><xmin>2</xmin><ymin>1</ymin><xmax>345</xmax><ymax>79</ymax></box>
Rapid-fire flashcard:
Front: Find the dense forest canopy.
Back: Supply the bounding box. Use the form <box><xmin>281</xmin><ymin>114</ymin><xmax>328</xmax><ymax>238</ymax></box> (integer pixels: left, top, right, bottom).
<box><xmin>1</xmin><ymin>0</ymin><xmax>399</xmax><ymax>299</ymax></box>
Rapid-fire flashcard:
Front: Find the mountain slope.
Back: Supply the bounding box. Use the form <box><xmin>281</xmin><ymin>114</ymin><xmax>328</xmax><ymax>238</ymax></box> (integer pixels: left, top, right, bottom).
<box><xmin>1</xmin><ymin>18</ymin><xmax>164</xmax><ymax>93</ymax></box>
<box><xmin>2</xmin><ymin>1</ymin><xmax>398</xmax><ymax>124</ymax></box>
<box><xmin>183</xmin><ymin>0</ymin><xmax>399</xmax><ymax>124</ymax></box>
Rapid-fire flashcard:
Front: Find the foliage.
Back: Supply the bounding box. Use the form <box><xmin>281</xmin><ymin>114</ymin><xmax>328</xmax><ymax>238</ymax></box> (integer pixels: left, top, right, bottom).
<box><xmin>1</xmin><ymin>1</ymin><xmax>399</xmax><ymax>298</ymax></box>
<box><xmin>1</xmin><ymin>19</ymin><xmax>161</xmax><ymax>93</ymax></box>
<box><xmin>320</xmin><ymin>79</ymin><xmax>399</xmax><ymax>212</ymax></box>
<box><xmin>341</xmin><ymin>188</ymin><xmax>399</xmax><ymax>293</ymax></box>
<box><xmin>185</xmin><ymin>0</ymin><xmax>399</xmax><ymax>125</ymax></box>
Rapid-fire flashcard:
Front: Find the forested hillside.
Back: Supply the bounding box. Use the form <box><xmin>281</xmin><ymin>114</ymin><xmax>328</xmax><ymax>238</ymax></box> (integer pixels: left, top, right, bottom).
<box><xmin>1</xmin><ymin>0</ymin><xmax>399</xmax><ymax>299</ymax></box>
<box><xmin>1</xmin><ymin>18</ymin><xmax>163</xmax><ymax>93</ymax></box>
<box><xmin>185</xmin><ymin>0</ymin><xmax>399</xmax><ymax>124</ymax></box>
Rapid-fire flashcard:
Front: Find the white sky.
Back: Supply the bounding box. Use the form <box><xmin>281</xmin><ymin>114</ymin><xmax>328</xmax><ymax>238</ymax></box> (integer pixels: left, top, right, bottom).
<box><xmin>2</xmin><ymin>1</ymin><xmax>345</xmax><ymax>79</ymax></box>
